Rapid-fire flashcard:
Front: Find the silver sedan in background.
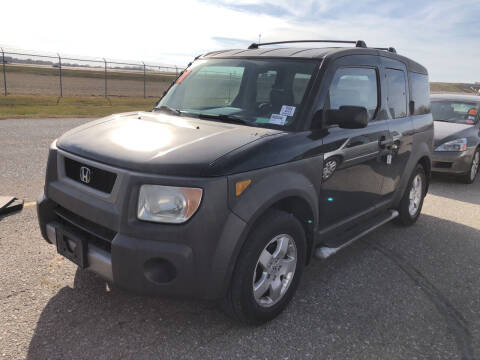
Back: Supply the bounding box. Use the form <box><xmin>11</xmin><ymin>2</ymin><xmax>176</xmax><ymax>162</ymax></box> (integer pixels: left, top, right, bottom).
<box><xmin>431</xmin><ymin>94</ymin><xmax>480</xmax><ymax>183</ymax></box>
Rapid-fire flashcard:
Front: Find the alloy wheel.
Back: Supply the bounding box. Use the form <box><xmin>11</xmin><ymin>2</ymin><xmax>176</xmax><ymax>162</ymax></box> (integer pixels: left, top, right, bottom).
<box><xmin>408</xmin><ymin>174</ymin><xmax>423</xmax><ymax>217</ymax></box>
<box><xmin>470</xmin><ymin>151</ymin><xmax>480</xmax><ymax>182</ymax></box>
<box><xmin>252</xmin><ymin>234</ymin><xmax>297</xmax><ymax>308</ymax></box>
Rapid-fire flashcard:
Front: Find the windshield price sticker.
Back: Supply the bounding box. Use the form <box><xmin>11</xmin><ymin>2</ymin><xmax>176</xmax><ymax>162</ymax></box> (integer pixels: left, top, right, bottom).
<box><xmin>280</xmin><ymin>105</ymin><xmax>296</xmax><ymax>117</ymax></box>
<box><xmin>269</xmin><ymin>114</ymin><xmax>287</xmax><ymax>125</ymax></box>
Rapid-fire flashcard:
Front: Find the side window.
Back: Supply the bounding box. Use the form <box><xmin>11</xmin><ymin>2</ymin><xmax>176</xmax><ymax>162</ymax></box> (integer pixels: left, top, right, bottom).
<box><xmin>327</xmin><ymin>67</ymin><xmax>378</xmax><ymax>121</ymax></box>
<box><xmin>409</xmin><ymin>72</ymin><xmax>431</xmax><ymax>115</ymax></box>
<box><xmin>256</xmin><ymin>70</ymin><xmax>277</xmax><ymax>103</ymax></box>
<box><xmin>386</xmin><ymin>68</ymin><xmax>407</xmax><ymax>118</ymax></box>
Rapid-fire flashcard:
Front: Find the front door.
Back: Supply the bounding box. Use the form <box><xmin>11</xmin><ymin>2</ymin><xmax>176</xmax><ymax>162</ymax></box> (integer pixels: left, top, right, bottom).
<box><xmin>317</xmin><ymin>57</ymin><xmax>391</xmax><ymax>233</ymax></box>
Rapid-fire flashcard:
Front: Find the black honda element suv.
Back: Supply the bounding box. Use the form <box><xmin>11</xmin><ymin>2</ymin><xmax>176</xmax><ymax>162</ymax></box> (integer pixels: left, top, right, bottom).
<box><xmin>38</xmin><ymin>40</ymin><xmax>433</xmax><ymax>324</ymax></box>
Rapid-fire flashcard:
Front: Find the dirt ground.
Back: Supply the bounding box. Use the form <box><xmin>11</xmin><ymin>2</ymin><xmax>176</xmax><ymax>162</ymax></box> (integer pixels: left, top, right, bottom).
<box><xmin>1</xmin><ymin>71</ymin><xmax>172</xmax><ymax>98</ymax></box>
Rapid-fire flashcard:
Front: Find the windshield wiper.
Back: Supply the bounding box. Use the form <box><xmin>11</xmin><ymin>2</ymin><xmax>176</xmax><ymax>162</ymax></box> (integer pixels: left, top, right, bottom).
<box><xmin>153</xmin><ymin>105</ymin><xmax>182</xmax><ymax>116</ymax></box>
<box><xmin>196</xmin><ymin>113</ymin><xmax>254</xmax><ymax>126</ymax></box>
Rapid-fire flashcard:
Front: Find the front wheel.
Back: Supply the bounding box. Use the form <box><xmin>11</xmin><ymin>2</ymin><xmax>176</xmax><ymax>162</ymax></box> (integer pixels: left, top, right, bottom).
<box><xmin>396</xmin><ymin>164</ymin><xmax>427</xmax><ymax>226</ymax></box>
<box><xmin>459</xmin><ymin>149</ymin><xmax>479</xmax><ymax>184</ymax></box>
<box><xmin>223</xmin><ymin>209</ymin><xmax>306</xmax><ymax>325</ymax></box>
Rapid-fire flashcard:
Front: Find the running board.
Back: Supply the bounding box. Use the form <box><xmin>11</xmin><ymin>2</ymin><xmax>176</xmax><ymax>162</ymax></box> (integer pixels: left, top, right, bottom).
<box><xmin>315</xmin><ymin>210</ymin><xmax>399</xmax><ymax>260</ymax></box>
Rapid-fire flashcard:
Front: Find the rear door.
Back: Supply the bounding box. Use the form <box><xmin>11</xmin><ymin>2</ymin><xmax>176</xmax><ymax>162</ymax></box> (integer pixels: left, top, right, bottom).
<box><xmin>379</xmin><ymin>58</ymin><xmax>414</xmax><ymax>196</ymax></box>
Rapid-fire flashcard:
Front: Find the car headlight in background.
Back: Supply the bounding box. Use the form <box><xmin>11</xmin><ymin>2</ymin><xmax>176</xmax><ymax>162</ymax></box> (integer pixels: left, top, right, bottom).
<box><xmin>435</xmin><ymin>138</ymin><xmax>467</xmax><ymax>152</ymax></box>
<box><xmin>137</xmin><ymin>185</ymin><xmax>203</xmax><ymax>224</ymax></box>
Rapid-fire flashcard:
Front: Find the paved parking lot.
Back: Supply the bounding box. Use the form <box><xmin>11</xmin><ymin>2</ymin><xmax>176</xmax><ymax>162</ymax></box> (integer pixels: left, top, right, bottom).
<box><xmin>1</xmin><ymin>118</ymin><xmax>479</xmax><ymax>360</ymax></box>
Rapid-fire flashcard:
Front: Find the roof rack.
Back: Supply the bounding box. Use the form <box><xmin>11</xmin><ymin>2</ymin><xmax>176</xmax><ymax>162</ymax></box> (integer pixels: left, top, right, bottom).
<box><xmin>374</xmin><ymin>47</ymin><xmax>397</xmax><ymax>54</ymax></box>
<box><xmin>247</xmin><ymin>40</ymin><xmax>367</xmax><ymax>49</ymax></box>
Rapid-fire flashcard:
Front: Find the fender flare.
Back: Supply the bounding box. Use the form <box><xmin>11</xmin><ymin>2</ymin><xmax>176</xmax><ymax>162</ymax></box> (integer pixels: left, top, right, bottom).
<box><xmin>206</xmin><ymin>168</ymin><xmax>320</xmax><ymax>298</ymax></box>
<box><xmin>394</xmin><ymin>143</ymin><xmax>432</xmax><ymax>205</ymax></box>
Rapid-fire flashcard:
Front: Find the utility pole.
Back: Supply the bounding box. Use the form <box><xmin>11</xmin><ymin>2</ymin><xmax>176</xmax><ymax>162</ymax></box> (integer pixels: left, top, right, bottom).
<box><xmin>57</xmin><ymin>53</ymin><xmax>62</xmax><ymax>98</ymax></box>
<box><xmin>1</xmin><ymin>48</ymin><xmax>6</xmax><ymax>96</ymax></box>
<box><xmin>103</xmin><ymin>58</ymin><xmax>107</xmax><ymax>98</ymax></box>
<box><xmin>142</xmin><ymin>61</ymin><xmax>146</xmax><ymax>99</ymax></box>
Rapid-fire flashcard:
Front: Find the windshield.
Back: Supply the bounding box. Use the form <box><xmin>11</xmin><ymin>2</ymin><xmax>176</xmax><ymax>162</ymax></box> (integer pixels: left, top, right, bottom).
<box><xmin>431</xmin><ymin>100</ymin><xmax>479</xmax><ymax>124</ymax></box>
<box><xmin>155</xmin><ymin>58</ymin><xmax>318</xmax><ymax>129</ymax></box>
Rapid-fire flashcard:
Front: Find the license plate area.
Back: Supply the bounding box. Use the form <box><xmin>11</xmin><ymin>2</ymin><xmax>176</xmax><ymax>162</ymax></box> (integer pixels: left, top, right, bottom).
<box><xmin>56</xmin><ymin>227</ymin><xmax>88</xmax><ymax>268</ymax></box>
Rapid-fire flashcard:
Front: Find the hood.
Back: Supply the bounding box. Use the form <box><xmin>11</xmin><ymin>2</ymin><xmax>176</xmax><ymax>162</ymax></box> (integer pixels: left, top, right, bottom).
<box><xmin>434</xmin><ymin>121</ymin><xmax>475</xmax><ymax>147</ymax></box>
<box><xmin>56</xmin><ymin>111</ymin><xmax>282</xmax><ymax>176</ymax></box>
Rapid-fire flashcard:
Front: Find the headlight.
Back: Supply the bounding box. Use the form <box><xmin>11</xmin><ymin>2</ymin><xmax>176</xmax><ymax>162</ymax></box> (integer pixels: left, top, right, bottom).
<box><xmin>137</xmin><ymin>185</ymin><xmax>203</xmax><ymax>224</ymax></box>
<box><xmin>435</xmin><ymin>138</ymin><xmax>467</xmax><ymax>152</ymax></box>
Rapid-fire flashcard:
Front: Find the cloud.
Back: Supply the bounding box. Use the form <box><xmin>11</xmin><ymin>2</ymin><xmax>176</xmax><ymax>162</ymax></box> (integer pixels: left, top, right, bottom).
<box><xmin>1</xmin><ymin>0</ymin><xmax>479</xmax><ymax>82</ymax></box>
<box><xmin>205</xmin><ymin>0</ymin><xmax>480</xmax><ymax>82</ymax></box>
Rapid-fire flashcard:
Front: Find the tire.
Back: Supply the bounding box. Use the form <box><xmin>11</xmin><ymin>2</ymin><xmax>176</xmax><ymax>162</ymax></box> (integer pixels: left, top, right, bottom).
<box><xmin>223</xmin><ymin>209</ymin><xmax>306</xmax><ymax>325</ymax></box>
<box><xmin>396</xmin><ymin>164</ymin><xmax>427</xmax><ymax>226</ymax></box>
<box><xmin>459</xmin><ymin>149</ymin><xmax>480</xmax><ymax>184</ymax></box>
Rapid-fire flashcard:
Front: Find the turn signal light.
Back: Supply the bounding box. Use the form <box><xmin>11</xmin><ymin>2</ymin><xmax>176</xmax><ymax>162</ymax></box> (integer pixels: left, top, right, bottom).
<box><xmin>235</xmin><ymin>180</ymin><xmax>251</xmax><ymax>196</ymax></box>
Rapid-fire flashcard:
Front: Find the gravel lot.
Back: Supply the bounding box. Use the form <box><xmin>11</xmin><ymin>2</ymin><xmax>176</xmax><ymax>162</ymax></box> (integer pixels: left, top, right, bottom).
<box><xmin>0</xmin><ymin>118</ymin><xmax>479</xmax><ymax>360</ymax></box>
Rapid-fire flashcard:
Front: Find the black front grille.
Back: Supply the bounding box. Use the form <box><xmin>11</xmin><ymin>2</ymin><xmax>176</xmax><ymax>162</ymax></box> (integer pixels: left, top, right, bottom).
<box><xmin>65</xmin><ymin>157</ymin><xmax>117</xmax><ymax>193</ymax></box>
<box><xmin>433</xmin><ymin>161</ymin><xmax>452</xmax><ymax>169</ymax></box>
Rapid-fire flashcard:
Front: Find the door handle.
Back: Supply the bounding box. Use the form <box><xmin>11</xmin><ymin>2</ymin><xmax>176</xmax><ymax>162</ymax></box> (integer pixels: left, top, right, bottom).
<box><xmin>378</xmin><ymin>135</ymin><xmax>393</xmax><ymax>149</ymax></box>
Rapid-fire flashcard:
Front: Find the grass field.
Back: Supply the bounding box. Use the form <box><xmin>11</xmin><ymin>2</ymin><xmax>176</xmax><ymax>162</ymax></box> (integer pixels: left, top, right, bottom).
<box><xmin>4</xmin><ymin>64</ymin><xmax>177</xmax><ymax>82</ymax></box>
<box><xmin>0</xmin><ymin>95</ymin><xmax>157</xmax><ymax>119</ymax></box>
<box><xmin>1</xmin><ymin>65</ymin><xmax>173</xmax><ymax>97</ymax></box>
<box><xmin>430</xmin><ymin>82</ymin><xmax>477</xmax><ymax>94</ymax></box>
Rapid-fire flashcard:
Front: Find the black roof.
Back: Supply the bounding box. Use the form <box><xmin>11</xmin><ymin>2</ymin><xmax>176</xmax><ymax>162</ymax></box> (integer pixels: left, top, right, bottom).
<box><xmin>203</xmin><ymin>46</ymin><xmax>428</xmax><ymax>75</ymax></box>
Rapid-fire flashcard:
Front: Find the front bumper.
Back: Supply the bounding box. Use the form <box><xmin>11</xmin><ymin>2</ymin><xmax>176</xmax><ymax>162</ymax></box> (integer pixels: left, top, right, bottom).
<box><xmin>37</xmin><ymin>145</ymin><xmax>247</xmax><ymax>300</ymax></box>
<box><xmin>431</xmin><ymin>147</ymin><xmax>476</xmax><ymax>175</ymax></box>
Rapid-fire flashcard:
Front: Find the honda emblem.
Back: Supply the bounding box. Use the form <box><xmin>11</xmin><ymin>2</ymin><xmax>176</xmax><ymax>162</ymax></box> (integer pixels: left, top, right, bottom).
<box><xmin>80</xmin><ymin>166</ymin><xmax>91</xmax><ymax>184</ymax></box>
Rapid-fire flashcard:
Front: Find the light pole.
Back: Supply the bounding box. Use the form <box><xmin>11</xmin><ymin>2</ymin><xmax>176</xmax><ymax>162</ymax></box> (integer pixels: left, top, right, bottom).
<box><xmin>258</xmin><ymin>34</ymin><xmax>261</xmax><ymax>44</ymax></box>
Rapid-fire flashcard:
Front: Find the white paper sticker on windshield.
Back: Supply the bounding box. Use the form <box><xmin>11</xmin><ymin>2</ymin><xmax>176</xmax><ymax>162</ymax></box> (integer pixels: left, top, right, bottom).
<box><xmin>280</xmin><ymin>105</ymin><xmax>296</xmax><ymax>117</ymax></box>
<box><xmin>269</xmin><ymin>114</ymin><xmax>287</xmax><ymax>125</ymax></box>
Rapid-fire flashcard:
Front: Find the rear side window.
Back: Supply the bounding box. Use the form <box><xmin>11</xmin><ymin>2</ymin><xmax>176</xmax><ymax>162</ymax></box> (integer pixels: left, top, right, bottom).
<box><xmin>327</xmin><ymin>67</ymin><xmax>379</xmax><ymax>121</ymax></box>
<box><xmin>409</xmin><ymin>72</ymin><xmax>431</xmax><ymax>115</ymax></box>
<box><xmin>386</xmin><ymin>68</ymin><xmax>407</xmax><ymax>118</ymax></box>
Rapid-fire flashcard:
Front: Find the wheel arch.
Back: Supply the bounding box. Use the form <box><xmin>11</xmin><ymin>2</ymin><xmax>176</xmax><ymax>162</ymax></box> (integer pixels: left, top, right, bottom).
<box><xmin>417</xmin><ymin>155</ymin><xmax>431</xmax><ymax>193</ymax></box>
<box><xmin>232</xmin><ymin>190</ymin><xmax>318</xmax><ymax>269</ymax></box>
<box><xmin>211</xmin><ymin>169</ymin><xmax>321</xmax><ymax>299</ymax></box>
<box><xmin>394</xmin><ymin>142</ymin><xmax>432</xmax><ymax>207</ymax></box>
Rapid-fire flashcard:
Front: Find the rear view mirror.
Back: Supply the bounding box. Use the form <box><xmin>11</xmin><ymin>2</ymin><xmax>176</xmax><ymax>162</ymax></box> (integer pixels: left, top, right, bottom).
<box><xmin>327</xmin><ymin>106</ymin><xmax>368</xmax><ymax>129</ymax></box>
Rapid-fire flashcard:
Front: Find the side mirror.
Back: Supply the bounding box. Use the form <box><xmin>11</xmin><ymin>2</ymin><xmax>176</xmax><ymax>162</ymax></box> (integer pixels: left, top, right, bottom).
<box><xmin>327</xmin><ymin>106</ymin><xmax>369</xmax><ymax>129</ymax></box>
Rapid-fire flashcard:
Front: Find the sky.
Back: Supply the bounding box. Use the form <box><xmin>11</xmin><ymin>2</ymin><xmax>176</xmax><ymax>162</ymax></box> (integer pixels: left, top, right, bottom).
<box><xmin>2</xmin><ymin>0</ymin><xmax>479</xmax><ymax>82</ymax></box>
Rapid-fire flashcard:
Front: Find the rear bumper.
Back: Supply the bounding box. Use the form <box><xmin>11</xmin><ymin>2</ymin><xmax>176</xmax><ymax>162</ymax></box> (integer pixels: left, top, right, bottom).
<box><xmin>431</xmin><ymin>148</ymin><xmax>475</xmax><ymax>175</ymax></box>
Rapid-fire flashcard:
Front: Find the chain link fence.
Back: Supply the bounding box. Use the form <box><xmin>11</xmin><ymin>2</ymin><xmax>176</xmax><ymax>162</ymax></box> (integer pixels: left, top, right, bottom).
<box><xmin>0</xmin><ymin>47</ymin><xmax>185</xmax><ymax>98</ymax></box>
